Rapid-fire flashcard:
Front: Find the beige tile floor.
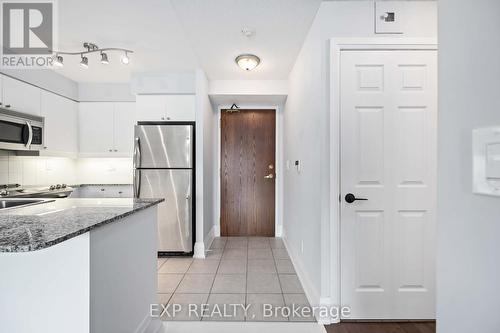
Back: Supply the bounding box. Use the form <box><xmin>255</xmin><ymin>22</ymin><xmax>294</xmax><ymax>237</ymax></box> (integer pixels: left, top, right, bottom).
<box><xmin>156</xmin><ymin>237</ymin><xmax>315</xmax><ymax>322</ymax></box>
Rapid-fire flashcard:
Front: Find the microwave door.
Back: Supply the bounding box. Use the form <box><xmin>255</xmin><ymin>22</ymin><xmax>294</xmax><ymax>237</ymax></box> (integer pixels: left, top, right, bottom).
<box><xmin>134</xmin><ymin>125</ymin><xmax>193</xmax><ymax>169</ymax></box>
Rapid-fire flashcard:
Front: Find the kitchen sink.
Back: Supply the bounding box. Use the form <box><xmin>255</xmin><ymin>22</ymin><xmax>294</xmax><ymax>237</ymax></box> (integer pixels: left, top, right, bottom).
<box><xmin>0</xmin><ymin>199</ymin><xmax>52</xmax><ymax>210</ymax></box>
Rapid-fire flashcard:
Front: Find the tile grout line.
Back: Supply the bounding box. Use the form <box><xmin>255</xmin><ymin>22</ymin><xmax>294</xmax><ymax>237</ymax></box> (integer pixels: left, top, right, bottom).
<box><xmin>203</xmin><ymin>238</ymin><xmax>226</xmax><ymax>321</ymax></box>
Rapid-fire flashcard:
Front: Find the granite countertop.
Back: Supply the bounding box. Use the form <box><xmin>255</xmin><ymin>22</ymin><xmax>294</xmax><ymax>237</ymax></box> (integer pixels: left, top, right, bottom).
<box><xmin>0</xmin><ymin>198</ymin><xmax>163</xmax><ymax>253</ymax></box>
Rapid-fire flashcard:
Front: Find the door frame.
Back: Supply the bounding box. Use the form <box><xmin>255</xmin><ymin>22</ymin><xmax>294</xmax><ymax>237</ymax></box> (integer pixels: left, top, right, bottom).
<box><xmin>328</xmin><ymin>38</ymin><xmax>438</xmax><ymax>321</ymax></box>
<box><xmin>215</xmin><ymin>105</ymin><xmax>284</xmax><ymax>238</ymax></box>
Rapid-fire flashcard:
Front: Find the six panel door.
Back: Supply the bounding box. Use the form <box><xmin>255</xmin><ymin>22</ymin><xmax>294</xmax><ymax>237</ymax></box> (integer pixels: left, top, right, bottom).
<box><xmin>340</xmin><ymin>50</ymin><xmax>437</xmax><ymax>319</ymax></box>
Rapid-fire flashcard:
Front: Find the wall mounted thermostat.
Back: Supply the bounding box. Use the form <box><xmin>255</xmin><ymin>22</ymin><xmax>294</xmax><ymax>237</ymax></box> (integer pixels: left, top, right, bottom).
<box><xmin>473</xmin><ymin>127</ymin><xmax>500</xmax><ymax>196</ymax></box>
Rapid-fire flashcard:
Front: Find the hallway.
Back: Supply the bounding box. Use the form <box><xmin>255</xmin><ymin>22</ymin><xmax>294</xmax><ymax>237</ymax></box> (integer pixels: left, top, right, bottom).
<box><xmin>157</xmin><ymin>237</ymin><xmax>313</xmax><ymax>322</ymax></box>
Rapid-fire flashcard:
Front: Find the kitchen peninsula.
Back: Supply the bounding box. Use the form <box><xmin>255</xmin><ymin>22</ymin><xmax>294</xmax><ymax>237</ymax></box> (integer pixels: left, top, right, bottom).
<box><xmin>0</xmin><ymin>198</ymin><xmax>163</xmax><ymax>333</ymax></box>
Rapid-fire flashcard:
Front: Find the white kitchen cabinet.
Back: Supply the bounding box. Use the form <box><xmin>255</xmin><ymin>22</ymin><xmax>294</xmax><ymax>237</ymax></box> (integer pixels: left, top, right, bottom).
<box><xmin>40</xmin><ymin>91</ymin><xmax>78</xmax><ymax>157</ymax></box>
<box><xmin>136</xmin><ymin>94</ymin><xmax>195</xmax><ymax>121</ymax></box>
<box><xmin>113</xmin><ymin>102</ymin><xmax>136</xmax><ymax>155</ymax></box>
<box><xmin>79</xmin><ymin>103</ymin><xmax>114</xmax><ymax>155</ymax></box>
<box><xmin>136</xmin><ymin>95</ymin><xmax>167</xmax><ymax>121</ymax></box>
<box><xmin>2</xmin><ymin>75</ymin><xmax>41</xmax><ymax>116</ymax></box>
<box><xmin>165</xmin><ymin>95</ymin><xmax>195</xmax><ymax>121</ymax></box>
<box><xmin>79</xmin><ymin>102</ymin><xmax>136</xmax><ymax>157</ymax></box>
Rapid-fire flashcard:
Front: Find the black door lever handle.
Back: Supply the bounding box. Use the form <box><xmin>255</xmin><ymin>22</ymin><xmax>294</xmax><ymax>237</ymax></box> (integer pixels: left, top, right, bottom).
<box><xmin>345</xmin><ymin>193</ymin><xmax>368</xmax><ymax>203</ymax></box>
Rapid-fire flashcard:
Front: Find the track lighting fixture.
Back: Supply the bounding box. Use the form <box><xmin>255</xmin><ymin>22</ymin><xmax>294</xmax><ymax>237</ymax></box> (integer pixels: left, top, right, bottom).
<box><xmin>121</xmin><ymin>52</ymin><xmax>130</xmax><ymax>65</ymax></box>
<box><xmin>53</xmin><ymin>55</ymin><xmax>64</xmax><ymax>67</ymax></box>
<box><xmin>80</xmin><ymin>54</ymin><xmax>88</xmax><ymax>68</ymax></box>
<box><xmin>100</xmin><ymin>52</ymin><xmax>109</xmax><ymax>65</ymax></box>
<box><xmin>50</xmin><ymin>42</ymin><xmax>133</xmax><ymax>69</ymax></box>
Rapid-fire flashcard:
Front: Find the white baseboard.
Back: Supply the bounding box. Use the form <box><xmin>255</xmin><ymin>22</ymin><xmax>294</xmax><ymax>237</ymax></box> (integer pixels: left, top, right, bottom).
<box><xmin>134</xmin><ymin>314</ymin><xmax>162</xmax><ymax>333</ymax></box>
<box><xmin>204</xmin><ymin>225</ymin><xmax>217</xmax><ymax>252</ymax></box>
<box><xmin>193</xmin><ymin>242</ymin><xmax>205</xmax><ymax>259</ymax></box>
<box><xmin>275</xmin><ymin>225</ymin><xmax>283</xmax><ymax>237</ymax></box>
<box><xmin>282</xmin><ymin>234</ymin><xmax>322</xmax><ymax>323</ymax></box>
<box><xmin>214</xmin><ymin>224</ymin><xmax>220</xmax><ymax>237</ymax></box>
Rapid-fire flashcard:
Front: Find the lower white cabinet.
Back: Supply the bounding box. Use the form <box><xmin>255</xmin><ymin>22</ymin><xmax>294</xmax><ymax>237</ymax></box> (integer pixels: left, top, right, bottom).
<box><xmin>40</xmin><ymin>91</ymin><xmax>78</xmax><ymax>157</ymax></box>
<box><xmin>78</xmin><ymin>102</ymin><xmax>136</xmax><ymax>157</ymax></box>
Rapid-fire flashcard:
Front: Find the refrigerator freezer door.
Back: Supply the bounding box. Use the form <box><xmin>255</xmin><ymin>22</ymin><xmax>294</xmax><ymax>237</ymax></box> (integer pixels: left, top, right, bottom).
<box><xmin>134</xmin><ymin>124</ymin><xmax>193</xmax><ymax>169</ymax></box>
<box><xmin>136</xmin><ymin>169</ymin><xmax>192</xmax><ymax>252</ymax></box>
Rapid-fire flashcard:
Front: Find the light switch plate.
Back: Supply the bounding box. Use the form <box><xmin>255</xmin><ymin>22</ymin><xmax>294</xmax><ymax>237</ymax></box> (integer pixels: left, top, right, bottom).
<box><xmin>375</xmin><ymin>1</ymin><xmax>404</xmax><ymax>34</ymax></box>
<box><xmin>473</xmin><ymin>127</ymin><xmax>500</xmax><ymax>196</ymax></box>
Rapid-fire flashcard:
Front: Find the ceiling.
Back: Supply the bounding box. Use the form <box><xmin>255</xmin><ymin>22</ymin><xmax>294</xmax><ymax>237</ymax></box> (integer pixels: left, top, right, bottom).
<box><xmin>170</xmin><ymin>0</ymin><xmax>321</xmax><ymax>80</ymax></box>
<box><xmin>50</xmin><ymin>0</ymin><xmax>321</xmax><ymax>82</ymax></box>
<box><xmin>52</xmin><ymin>0</ymin><xmax>199</xmax><ymax>82</ymax></box>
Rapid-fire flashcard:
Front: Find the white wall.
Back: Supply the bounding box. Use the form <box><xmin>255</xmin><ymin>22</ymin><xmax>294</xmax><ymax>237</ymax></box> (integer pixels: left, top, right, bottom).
<box><xmin>438</xmin><ymin>1</ymin><xmax>500</xmax><ymax>332</ymax></box>
<box><xmin>194</xmin><ymin>69</ymin><xmax>217</xmax><ymax>256</ymax></box>
<box><xmin>283</xmin><ymin>0</ymin><xmax>437</xmax><ymax>307</ymax></box>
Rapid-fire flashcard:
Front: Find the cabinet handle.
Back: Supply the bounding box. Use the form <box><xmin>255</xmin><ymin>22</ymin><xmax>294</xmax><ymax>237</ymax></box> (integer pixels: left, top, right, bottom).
<box><xmin>114</xmin><ymin>149</ymin><xmax>118</xmax><ymax>152</ymax></box>
<box><xmin>0</xmin><ymin>102</ymin><xmax>2</xmax><ymax>106</ymax></box>
<box><xmin>5</xmin><ymin>104</ymin><xmax>11</xmax><ymax>108</ymax></box>
<box><xmin>43</xmin><ymin>146</ymin><xmax>48</xmax><ymax>150</ymax></box>
<box><xmin>161</xmin><ymin>117</ymin><xmax>165</xmax><ymax>120</ymax></box>
<box><xmin>109</xmin><ymin>149</ymin><xmax>113</xmax><ymax>152</ymax></box>
<box><xmin>166</xmin><ymin>117</ymin><xmax>171</xmax><ymax>120</ymax></box>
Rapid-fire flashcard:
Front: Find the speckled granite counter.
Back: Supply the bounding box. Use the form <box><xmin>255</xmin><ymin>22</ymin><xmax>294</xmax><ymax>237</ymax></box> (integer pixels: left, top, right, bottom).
<box><xmin>0</xmin><ymin>198</ymin><xmax>163</xmax><ymax>252</ymax></box>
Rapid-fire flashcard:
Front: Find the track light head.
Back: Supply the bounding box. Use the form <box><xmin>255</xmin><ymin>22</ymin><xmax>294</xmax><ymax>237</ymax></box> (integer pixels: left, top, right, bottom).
<box><xmin>121</xmin><ymin>52</ymin><xmax>130</xmax><ymax>65</ymax></box>
<box><xmin>80</xmin><ymin>54</ymin><xmax>88</xmax><ymax>68</ymax></box>
<box><xmin>53</xmin><ymin>55</ymin><xmax>64</xmax><ymax>68</ymax></box>
<box><xmin>100</xmin><ymin>52</ymin><xmax>109</xmax><ymax>64</ymax></box>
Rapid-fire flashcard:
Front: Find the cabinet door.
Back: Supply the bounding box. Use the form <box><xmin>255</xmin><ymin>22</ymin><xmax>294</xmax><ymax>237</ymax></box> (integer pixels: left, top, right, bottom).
<box><xmin>41</xmin><ymin>91</ymin><xmax>78</xmax><ymax>155</ymax></box>
<box><xmin>165</xmin><ymin>95</ymin><xmax>195</xmax><ymax>121</ymax></box>
<box><xmin>2</xmin><ymin>75</ymin><xmax>41</xmax><ymax>115</ymax></box>
<box><xmin>79</xmin><ymin>102</ymin><xmax>114</xmax><ymax>154</ymax></box>
<box><xmin>113</xmin><ymin>102</ymin><xmax>136</xmax><ymax>155</ymax></box>
<box><xmin>136</xmin><ymin>95</ymin><xmax>167</xmax><ymax>121</ymax></box>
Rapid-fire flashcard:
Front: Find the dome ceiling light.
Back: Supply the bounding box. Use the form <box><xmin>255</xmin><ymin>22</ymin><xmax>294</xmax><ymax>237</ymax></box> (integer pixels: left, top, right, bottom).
<box><xmin>235</xmin><ymin>54</ymin><xmax>260</xmax><ymax>71</ymax></box>
<box><xmin>50</xmin><ymin>42</ymin><xmax>133</xmax><ymax>69</ymax></box>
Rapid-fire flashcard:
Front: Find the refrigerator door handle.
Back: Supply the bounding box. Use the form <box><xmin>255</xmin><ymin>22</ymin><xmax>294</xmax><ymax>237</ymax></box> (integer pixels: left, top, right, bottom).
<box><xmin>134</xmin><ymin>137</ymin><xmax>142</xmax><ymax>169</ymax></box>
<box><xmin>134</xmin><ymin>170</ymin><xmax>141</xmax><ymax>198</ymax></box>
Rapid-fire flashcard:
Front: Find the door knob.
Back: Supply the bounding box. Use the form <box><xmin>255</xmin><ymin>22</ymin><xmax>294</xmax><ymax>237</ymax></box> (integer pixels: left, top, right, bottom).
<box><xmin>345</xmin><ymin>193</ymin><xmax>368</xmax><ymax>203</ymax></box>
<box><xmin>264</xmin><ymin>174</ymin><xmax>274</xmax><ymax>179</ymax></box>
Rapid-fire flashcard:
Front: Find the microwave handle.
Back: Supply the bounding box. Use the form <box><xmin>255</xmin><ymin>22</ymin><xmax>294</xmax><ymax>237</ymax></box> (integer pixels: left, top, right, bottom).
<box><xmin>26</xmin><ymin>121</ymin><xmax>33</xmax><ymax>148</ymax></box>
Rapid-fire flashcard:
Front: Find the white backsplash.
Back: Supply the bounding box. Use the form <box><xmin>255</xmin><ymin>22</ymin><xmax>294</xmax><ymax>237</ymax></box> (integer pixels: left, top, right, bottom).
<box><xmin>0</xmin><ymin>156</ymin><xmax>77</xmax><ymax>186</ymax></box>
<box><xmin>76</xmin><ymin>158</ymin><xmax>133</xmax><ymax>184</ymax></box>
<box><xmin>0</xmin><ymin>156</ymin><xmax>133</xmax><ymax>186</ymax></box>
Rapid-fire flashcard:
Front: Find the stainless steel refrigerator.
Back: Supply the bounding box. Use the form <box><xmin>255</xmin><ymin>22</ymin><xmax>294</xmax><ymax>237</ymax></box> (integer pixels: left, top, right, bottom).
<box><xmin>133</xmin><ymin>123</ymin><xmax>194</xmax><ymax>255</ymax></box>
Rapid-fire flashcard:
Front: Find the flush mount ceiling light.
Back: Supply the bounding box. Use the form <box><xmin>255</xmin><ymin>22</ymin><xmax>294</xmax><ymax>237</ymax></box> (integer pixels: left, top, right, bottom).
<box><xmin>235</xmin><ymin>54</ymin><xmax>260</xmax><ymax>71</ymax></box>
<box><xmin>50</xmin><ymin>42</ymin><xmax>133</xmax><ymax>69</ymax></box>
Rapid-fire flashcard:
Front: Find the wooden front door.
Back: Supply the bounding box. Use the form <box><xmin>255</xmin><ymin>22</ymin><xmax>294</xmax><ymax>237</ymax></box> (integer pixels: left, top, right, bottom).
<box><xmin>221</xmin><ymin>109</ymin><xmax>276</xmax><ymax>236</ymax></box>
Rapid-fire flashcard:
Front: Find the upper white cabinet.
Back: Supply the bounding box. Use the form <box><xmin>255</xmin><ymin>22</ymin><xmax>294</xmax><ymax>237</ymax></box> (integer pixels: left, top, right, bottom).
<box><xmin>136</xmin><ymin>94</ymin><xmax>195</xmax><ymax>121</ymax></box>
<box><xmin>79</xmin><ymin>102</ymin><xmax>136</xmax><ymax>157</ymax></box>
<box><xmin>40</xmin><ymin>91</ymin><xmax>78</xmax><ymax>157</ymax></box>
<box><xmin>113</xmin><ymin>102</ymin><xmax>136</xmax><ymax>155</ymax></box>
<box><xmin>2</xmin><ymin>75</ymin><xmax>41</xmax><ymax>116</ymax></box>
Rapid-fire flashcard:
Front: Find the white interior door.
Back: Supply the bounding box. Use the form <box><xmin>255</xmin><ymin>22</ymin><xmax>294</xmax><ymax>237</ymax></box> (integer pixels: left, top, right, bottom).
<box><xmin>340</xmin><ymin>50</ymin><xmax>437</xmax><ymax>319</ymax></box>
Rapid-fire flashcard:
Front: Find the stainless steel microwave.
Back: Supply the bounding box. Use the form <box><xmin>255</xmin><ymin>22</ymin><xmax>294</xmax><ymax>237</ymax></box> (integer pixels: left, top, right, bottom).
<box><xmin>0</xmin><ymin>108</ymin><xmax>44</xmax><ymax>151</ymax></box>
